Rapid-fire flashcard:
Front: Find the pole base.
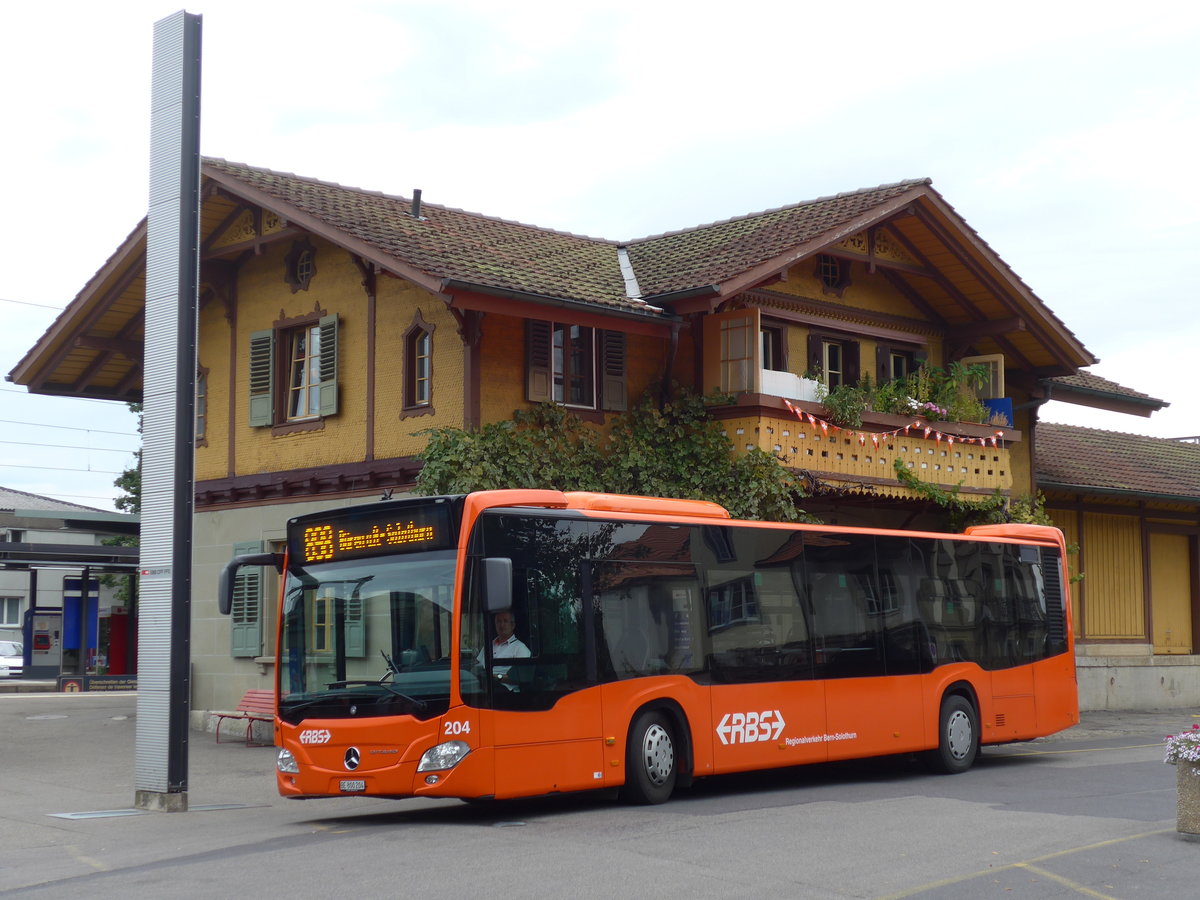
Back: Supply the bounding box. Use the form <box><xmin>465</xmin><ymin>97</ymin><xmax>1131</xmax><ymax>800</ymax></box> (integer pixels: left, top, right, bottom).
<box><xmin>134</xmin><ymin>789</ymin><xmax>189</xmax><ymax>812</ymax></box>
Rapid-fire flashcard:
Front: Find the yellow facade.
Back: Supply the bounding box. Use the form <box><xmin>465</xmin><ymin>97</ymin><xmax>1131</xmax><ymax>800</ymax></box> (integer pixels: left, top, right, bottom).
<box><xmin>197</xmin><ymin>236</ymin><xmax>465</xmax><ymax>483</ymax></box>
<box><xmin>372</xmin><ymin>277</ymin><xmax>463</xmax><ymax>458</ymax></box>
<box><xmin>1080</xmin><ymin>512</ymin><xmax>1145</xmax><ymax>640</ymax></box>
<box><xmin>1150</xmin><ymin>532</ymin><xmax>1192</xmax><ymax>653</ymax></box>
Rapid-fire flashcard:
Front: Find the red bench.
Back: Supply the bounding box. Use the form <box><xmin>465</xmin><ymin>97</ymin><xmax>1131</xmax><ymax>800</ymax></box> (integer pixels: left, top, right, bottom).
<box><xmin>214</xmin><ymin>689</ymin><xmax>275</xmax><ymax>746</ymax></box>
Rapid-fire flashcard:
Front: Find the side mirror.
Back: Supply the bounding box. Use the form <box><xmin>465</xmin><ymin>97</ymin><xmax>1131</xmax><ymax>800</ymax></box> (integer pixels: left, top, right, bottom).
<box><xmin>482</xmin><ymin>557</ymin><xmax>513</xmax><ymax>613</ymax></box>
<box><xmin>218</xmin><ymin>552</ymin><xmax>283</xmax><ymax>615</ymax></box>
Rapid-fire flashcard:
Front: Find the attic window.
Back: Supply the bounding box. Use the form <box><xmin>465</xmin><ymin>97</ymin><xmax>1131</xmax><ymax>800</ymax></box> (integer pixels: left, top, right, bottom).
<box><xmin>284</xmin><ymin>239</ymin><xmax>317</xmax><ymax>293</ymax></box>
<box><xmin>816</xmin><ymin>254</ymin><xmax>851</xmax><ymax>296</ymax></box>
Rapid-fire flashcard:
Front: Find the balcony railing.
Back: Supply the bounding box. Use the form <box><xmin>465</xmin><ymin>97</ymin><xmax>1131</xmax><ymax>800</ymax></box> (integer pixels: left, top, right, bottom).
<box><xmin>711</xmin><ymin>394</ymin><xmax>1020</xmax><ymax>499</ymax></box>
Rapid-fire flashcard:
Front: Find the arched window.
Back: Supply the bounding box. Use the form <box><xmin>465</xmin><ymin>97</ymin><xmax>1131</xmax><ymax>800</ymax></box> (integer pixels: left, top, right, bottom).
<box><xmin>402</xmin><ymin>310</ymin><xmax>435</xmax><ymax>417</ymax></box>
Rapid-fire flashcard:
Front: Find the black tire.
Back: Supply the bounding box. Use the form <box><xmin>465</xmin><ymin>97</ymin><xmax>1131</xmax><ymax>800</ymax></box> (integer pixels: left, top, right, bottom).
<box><xmin>925</xmin><ymin>694</ymin><xmax>979</xmax><ymax>774</ymax></box>
<box><xmin>620</xmin><ymin>710</ymin><xmax>677</xmax><ymax>804</ymax></box>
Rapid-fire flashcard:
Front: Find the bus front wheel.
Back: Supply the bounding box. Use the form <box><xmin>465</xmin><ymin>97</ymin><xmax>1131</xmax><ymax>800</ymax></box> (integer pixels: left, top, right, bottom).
<box><xmin>925</xmin><ymin>695</ymin><xmax>978</xmax><ymax>774</ymax></box>
<box><xmin>621</xmin><ymin>710</ymin><xmax>677</xmax><ymax>804</ymax></box>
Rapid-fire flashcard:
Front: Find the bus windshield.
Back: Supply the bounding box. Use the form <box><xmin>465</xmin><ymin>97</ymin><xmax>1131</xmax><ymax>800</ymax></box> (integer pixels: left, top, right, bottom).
<box><xmin>277</xmin><ymin>549</ymin><xmax>460</xmax><ymax>722</ymax></box>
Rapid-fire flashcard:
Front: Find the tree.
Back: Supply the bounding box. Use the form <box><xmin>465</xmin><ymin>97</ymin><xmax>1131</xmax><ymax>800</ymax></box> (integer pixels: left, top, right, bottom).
<box><xmin>112</xmin><ymin>402</ymin><xmax>142</xmax><ymax>515</ymax></box>
<box><xmin>101</xmin><ymin>403</ymin><xmax>141</xmax><ymax>608</ymax></box>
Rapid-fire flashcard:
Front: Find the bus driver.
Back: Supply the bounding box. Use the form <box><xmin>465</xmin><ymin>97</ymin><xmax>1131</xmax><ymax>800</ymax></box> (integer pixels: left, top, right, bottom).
<box><xmin>488</xmin><ymin>609</ymin><xmax>530</xmax><ymax>660</ymax></box>
<box><xmin>478</xmin><ymin>609</ymin><xmax>531</xmax><ymax>684</ymax></box>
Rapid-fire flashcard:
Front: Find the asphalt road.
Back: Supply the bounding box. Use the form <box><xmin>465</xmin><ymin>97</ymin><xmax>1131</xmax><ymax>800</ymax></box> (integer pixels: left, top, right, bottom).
<box><xmin>1</xmin><ymin>692</ymin><xmax>1196</xmax><ymax>899</ymax></box>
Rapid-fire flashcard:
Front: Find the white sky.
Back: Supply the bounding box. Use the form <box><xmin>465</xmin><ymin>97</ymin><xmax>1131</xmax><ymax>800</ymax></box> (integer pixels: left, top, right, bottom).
<box><xmin>2</xmin><ymin>1</ymin><xmax>1198</xmax><ymax>510</ymax></box>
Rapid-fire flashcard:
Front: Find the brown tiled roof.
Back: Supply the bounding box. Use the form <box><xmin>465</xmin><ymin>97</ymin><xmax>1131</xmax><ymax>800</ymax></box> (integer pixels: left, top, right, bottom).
<box><xmin>203</xmin><ymin>158</ymin><xmax>640</xmax><ymax>312</ymax></box>
<box><xmin>1045</xmin><ymin>372</ymin><xmax>1166</xmax><ymax>408</ymax></box>
<box><xmin>1037</xmin><ymin>423</ymin><xmax>1200</xmax><ymax>500</ymax></box>
<box><xmin>626</xmin><ymin>180</ymin><xmax>930</xmax><ymax>297</ymax></box>
<box><xmin>205</xmin><ymin>161</ymin><xmax>934</xmax><ymax>310</ymax></box>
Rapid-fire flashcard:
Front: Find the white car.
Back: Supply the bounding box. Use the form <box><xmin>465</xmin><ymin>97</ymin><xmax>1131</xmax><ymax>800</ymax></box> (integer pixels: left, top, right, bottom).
<box><xmin>0</xmin><ymin>640</ymin><xmax>22</xmax><ymax>678</ymax></box>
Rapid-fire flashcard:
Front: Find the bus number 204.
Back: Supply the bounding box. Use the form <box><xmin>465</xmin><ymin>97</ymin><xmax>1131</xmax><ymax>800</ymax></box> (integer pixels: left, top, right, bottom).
<box><xmin>444</xmin><ymin>720</ymin><xmax>471</xmax><ymax>736</ymax></box>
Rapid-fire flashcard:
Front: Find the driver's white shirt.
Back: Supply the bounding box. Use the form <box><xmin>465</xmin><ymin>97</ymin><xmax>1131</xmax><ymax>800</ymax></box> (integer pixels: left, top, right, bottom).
<box><xmin>478</xmin><ymin>633</ymin><xmax>531</xmax><ymax>664</ymax></box>
<box><xmin>492</xmin><ymin>634</ymin><xmax>531</xmax><ymax>659</ymax></box>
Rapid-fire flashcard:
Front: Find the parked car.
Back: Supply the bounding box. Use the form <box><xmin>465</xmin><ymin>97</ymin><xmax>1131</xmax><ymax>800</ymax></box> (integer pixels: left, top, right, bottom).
<box><xmin>0</xmin><ymin>640</ymin><xmax>23</xmax><ymax>678</ymax></box>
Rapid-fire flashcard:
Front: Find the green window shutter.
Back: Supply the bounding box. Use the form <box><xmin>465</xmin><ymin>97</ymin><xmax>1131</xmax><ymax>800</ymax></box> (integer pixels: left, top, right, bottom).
<box><xmin>526</xmin><ymin>320</ymin><xmax>552</xmax><ymax>402</ymax></box>
<box><xmin>317</xmin><ymin>314</ymin><xmax>339</xmax><ymax>417</ymax></box>
<box><xmin>344</xmin><ymin>594</ymin><xmax>365</xmax><ymax>657</ymax></box>
<box><xmin>876</xmin><ymin>344</ymin><xmax>891</xmax><ymax>383</ymax></box>
<box><xmin>230</xmin><ymin>540</ymin><xmax>263</xmax><ymax>658</ymax></box>
<box><xmin>806</xmin><ymin>333</ymin><xmax>823</xmax><ymax>377</ymax></box>
<box><xmin>248</xmin><ymin>330</ymin><xmax>275</xmax><ymax>427</ymax></box>
<box><xmin>600</xmin><ymin>330</ymin><xmax>628</xmax><ymax>411</ymax></box>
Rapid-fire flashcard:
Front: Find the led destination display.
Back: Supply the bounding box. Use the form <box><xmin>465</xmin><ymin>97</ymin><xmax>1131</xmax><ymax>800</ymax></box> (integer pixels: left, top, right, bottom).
<box><xmin>293</xmin><ymin>504</ymin><xmax>454</xmax><ymax>564</ymax></box>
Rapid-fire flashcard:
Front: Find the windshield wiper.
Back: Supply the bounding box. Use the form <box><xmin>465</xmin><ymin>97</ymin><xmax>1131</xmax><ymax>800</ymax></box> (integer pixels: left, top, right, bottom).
<box><xmin>283</xmin><ymin>690</ymin><xmax>379</xmax><ymax>714</ymax></box>
<box><xmin>324</xmin><ymin>680</ymin><xmax>428</xmax><ymax>713</ymax></box>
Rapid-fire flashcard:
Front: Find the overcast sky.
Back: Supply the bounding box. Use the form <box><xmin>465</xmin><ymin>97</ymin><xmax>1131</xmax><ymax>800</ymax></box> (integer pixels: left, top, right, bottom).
<box><xmin>2</xmin><ymin>1</ymin><xmax>1198</xmax><ymax>511</ymax></box>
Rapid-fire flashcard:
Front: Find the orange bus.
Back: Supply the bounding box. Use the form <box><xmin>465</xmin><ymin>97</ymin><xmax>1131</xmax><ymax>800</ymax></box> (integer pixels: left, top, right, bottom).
<box><xmin>219</xmin><ymin>489</ymin><xmax>1078</xmax><ymax>804</ymax></box>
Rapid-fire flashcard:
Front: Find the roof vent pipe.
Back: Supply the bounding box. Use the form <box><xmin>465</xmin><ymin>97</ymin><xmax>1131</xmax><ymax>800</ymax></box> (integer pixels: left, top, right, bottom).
<box><xmin>411</xmin><ymin>189</ymin><xmax>422</xmax><ymax>219</ymax></box>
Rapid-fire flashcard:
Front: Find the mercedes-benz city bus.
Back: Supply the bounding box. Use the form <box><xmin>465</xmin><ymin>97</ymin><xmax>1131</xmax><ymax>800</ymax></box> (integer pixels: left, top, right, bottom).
<box><xmin>219</xmin><ymin>489</ymin><xmax>1078</xmax><ymax>804</ymax></box>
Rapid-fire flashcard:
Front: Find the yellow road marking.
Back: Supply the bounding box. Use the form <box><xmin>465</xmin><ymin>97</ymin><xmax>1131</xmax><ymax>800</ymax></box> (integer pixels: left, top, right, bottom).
<box><xmin>66</xmin><ymin>845</ymin><xmax>109</xmax><ymax>872</ymax></box>
<box><xmin>995</xmin><ymin>742</ymin><xmax>1162</xmax><ymax>757</ymax></box>
<box><xmin>1015</xmin><ymin>862</ymin><xmax>1119</xmax><ymax>900</ymax></box>
<box><xmin>875</xmin><ymin>829</ymin><xmax>1172</xmax><ymax>899</ymax></box>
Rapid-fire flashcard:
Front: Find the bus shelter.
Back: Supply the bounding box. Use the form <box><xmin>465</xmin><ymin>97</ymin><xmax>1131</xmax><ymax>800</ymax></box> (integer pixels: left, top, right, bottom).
<box><xmin>0</xmin><ymin>517</ymin><xmax>139</xmax><ymax>689</ymax></box>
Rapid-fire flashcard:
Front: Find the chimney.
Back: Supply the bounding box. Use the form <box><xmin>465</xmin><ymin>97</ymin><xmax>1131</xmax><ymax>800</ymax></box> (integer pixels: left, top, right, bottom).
<box><xmin>410</xmin><ymin>189</ymin><xmax>422</xmax><ymax>219</ymax></box>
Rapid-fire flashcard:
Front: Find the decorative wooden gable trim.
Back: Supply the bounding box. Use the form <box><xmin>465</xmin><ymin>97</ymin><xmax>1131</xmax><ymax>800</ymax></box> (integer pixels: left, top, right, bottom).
<box><xmin>203</xmin><ymin>204</ymin><xmax>295</xmax><ymax>258</ymax></box>
<box><xmin>829</xmin><ymin>227</ymin><xmax>924</xmax><ymax>272</ymax></box>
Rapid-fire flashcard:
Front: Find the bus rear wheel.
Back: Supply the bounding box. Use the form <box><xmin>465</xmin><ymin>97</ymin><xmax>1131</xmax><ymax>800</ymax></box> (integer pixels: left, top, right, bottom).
<box><xmin>621</xmin><ymin>710</ymin><xmax>677</xmax><ymax>804</ymax></box>
<box><xmin>925</xmin><ymin>695</ymin><xmax>978</xmax><ymax>774</ymax></box>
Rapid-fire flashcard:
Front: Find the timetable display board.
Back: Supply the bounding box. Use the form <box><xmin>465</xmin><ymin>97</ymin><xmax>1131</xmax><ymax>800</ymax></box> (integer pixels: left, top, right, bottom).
<box><xmin>291</xmin><ymin>504</ymin><xmax>455</xmax><ymax>565</ymax></box>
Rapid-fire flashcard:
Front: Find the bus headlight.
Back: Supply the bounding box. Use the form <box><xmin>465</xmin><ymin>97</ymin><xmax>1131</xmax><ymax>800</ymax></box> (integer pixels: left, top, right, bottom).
<box><xmin>417</xmin><ymin>740</ymin><xmax>470</xmax><ymax>772</ymax></box>
<box><xmin>277</xmin><ymin>748</ymin><xmax>300</xmax><ymax>774</ymax></box>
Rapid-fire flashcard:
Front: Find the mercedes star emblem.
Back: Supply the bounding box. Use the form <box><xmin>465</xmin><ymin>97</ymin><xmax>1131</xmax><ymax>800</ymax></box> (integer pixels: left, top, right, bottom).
<box><xmin>344</xmin><ymin>747</ymin><xmax>361</xmax><ymax>770</ymax></box>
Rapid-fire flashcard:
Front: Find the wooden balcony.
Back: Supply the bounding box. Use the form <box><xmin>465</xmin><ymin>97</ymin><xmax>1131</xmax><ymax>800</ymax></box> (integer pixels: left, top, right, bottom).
<box><xmin>711</xmin><ymin>394</ymin><xmax>1021</xmax><ymax>500</ymax></box>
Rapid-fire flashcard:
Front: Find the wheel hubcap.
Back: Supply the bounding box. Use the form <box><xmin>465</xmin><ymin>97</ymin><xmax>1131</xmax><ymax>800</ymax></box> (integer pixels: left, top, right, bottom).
<box><xmin>946</xmin><ymin>709</ymin><xmax>972</xmax><ymax>760</ymax></box>
<box><xmin>642</xmin><ymin>723</ymin><xmax>674</xmax><ymax>786</ymax></box>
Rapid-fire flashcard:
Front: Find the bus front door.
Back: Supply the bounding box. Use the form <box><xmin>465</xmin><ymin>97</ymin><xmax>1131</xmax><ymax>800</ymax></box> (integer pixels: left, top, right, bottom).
<box><xmin>486</xmin><ymin>666</ymin><xmax>606</xmax><ymax>799</ymax></box>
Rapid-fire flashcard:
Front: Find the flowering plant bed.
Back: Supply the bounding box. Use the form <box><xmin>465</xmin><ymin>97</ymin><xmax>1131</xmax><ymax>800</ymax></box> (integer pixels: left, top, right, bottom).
<box><xmin>1164</xmin><ymin>724</ymin><xmax>1200</xmax><ymax>772</ymax></box>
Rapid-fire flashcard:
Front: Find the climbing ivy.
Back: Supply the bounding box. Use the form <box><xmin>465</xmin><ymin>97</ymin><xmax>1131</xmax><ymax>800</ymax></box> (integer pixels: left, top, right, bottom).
<box><xmin>892</xmin><ymin>458</ymin><xmax>1054</xmax><ymax>528</ymax></box>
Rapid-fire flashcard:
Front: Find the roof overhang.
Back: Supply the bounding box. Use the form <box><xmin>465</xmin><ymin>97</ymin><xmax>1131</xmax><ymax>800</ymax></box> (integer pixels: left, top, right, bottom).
<box><xmin>1038</xmin><ymin>376</ymin><xmax>1168</xmax><ymax>418</ymax></box>
<box><xmin>670</xmin><ymin>183</ymin><xmax>1096</xmax><ymax>376</ymax></box>
<box><xmin>0</xmin><ymin>540</ymin><xmax>140</xmax><ymax>572</ymax></box>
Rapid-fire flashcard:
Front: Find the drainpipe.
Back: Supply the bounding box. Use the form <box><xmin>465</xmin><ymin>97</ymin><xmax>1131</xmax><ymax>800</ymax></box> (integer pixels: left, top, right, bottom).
<box><xmin>660</xmin><ymin>322</ymin><xmax>680</xmax><ymax>409</ymax></box>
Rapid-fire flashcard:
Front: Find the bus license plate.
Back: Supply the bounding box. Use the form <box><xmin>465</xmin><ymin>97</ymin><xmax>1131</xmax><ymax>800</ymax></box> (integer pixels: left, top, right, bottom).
<box><xmin>340</xmin><ymin>780</ymin><xmax>366</xmax><ymax>792</ymax></box>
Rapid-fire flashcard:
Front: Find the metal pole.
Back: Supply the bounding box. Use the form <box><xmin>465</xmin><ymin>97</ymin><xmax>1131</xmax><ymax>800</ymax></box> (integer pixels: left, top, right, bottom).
<box><xmin>134</xmin><ymin>10</ymin><xmax>202</xmax><ymax>812</ymax></box>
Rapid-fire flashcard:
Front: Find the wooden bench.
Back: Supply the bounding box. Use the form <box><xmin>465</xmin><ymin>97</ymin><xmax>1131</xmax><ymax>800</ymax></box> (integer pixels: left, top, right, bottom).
<box><xmin>213</xmin><ymin>689</ymin><xmax>275</xmax><ymax>746</ymax></box>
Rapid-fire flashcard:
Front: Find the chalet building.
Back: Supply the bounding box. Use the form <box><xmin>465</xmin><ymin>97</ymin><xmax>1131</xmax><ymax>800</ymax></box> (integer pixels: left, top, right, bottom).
<box><xmin>7</xmin><ymin>158</ymin><xmax>1182</xmax><ymax>714</ymax></box>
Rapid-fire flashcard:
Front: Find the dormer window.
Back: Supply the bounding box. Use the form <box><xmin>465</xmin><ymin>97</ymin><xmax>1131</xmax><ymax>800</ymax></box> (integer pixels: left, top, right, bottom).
<box><xmin>284</xmin><ymin>239</ymin><xmax>317</xmax><ymax>293</ymax></box>
<box><xmin>816</xmin><ymin>254</ymin><xmax>851</xmax><ymax>296</ymax></box>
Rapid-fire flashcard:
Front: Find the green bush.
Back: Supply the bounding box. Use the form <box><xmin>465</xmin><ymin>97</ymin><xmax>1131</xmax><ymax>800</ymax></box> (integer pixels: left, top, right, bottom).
<box><xmin>415</xmin><ymin>388</ymin><xmax>810</xmax><ymax>522</ymax></box>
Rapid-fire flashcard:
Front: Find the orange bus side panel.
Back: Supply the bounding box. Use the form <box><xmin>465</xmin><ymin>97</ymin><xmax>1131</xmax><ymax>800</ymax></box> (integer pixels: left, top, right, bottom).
<box><xmin>825</xmin><ymin>675</ymin><xmax>928</xmax><ymax>761</ymax></box>
<box><xmin>1034</xmin><ymin>653</ymin><xmax>1081</xmax><ymax>738</ymax></box>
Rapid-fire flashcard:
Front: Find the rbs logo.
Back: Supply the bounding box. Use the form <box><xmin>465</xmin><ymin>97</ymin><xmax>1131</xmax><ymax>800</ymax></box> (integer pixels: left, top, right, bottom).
<box><xmin>299</xmin><ymin>729</ymin><xmax>332</xmax><ymax>745</ymax></box>
<box><xmin>716</xmin><ymin>710</ymin><xmax>786</xmax><ymax>745</ymax></box>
